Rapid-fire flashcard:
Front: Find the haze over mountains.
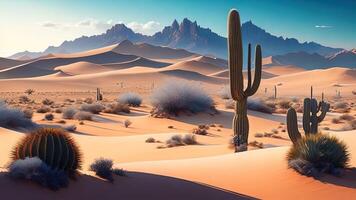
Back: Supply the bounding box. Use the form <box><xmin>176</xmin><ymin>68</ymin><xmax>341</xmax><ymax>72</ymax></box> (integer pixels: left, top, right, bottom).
<box><xmin>9</xmin><ymin>18</ymin><xmax>344</xmax><ymax>61</ymax></box>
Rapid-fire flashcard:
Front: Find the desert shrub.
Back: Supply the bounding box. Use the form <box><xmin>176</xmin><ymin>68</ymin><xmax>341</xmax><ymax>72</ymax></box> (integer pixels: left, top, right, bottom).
<box><xmin>218</xmin><ymin>85</ymin><xmax>231</xmax><ymax>99</ymax></box>
<box><xmin>118</xmin><ymin>92</ymin><xmax>142</xmax><ymax>107</ymax></box>
<box><xmin>42</xmin><ymin>98</ymin><xmax>54</xmax><ymax>105</ymax></box>
<box><xmin>84</xmin><ymin>98</ymin><xmax>94</xmax><ymax>104</ymax></box>
<box><xmin>8</xmin><ymin>157</ymin><xmax>69</xmax><ymax>190</ymax></box>
<box><xmin>62</xmin><ymin>107</ymin><xmax>78</xmax><ymax>119</ymax></box>
<box><xmin>103</xmin><ymin>103</ymin><xmax>130</xmax><ymax>114</ymax></box>
<box><xmin>145</xmin><ymin>137</ymin><xmax>156</xmax><ymax>143</ymax></box>
<box><xmin>123</xmin><ymin>119</ymin><xmax>132</xmax><ymax>128</ymax></box>
<box><xmin>44</xmin><ymin>113</ymin><xmax>54</xmax><ymax>121</ymax></box>
<box><xmin>182</xmin><ymin>134</ymin><xmax>197</xmax><ymax>145</ymax></box>
<box><xmin>74</xmin><ymin>111</ymin><xmax>93</xmax><ymax>121</ymax></box>
<box><xmin>23</xmin><ymin>109</ymin><xmax>33</xmax><ymax>119</ymax></box>
<box><xmin>247</xmin><ymin>98</ymin><xmax>273</xmax><ymax>114</ymax></box>
<box><xmin>249</xmin><ymin>140</ymin><xmax>263</xmax><ymax>148</ymax></box>
<box><xmin>64</xmin><ymin>124</ymin><xmax>77</xmax><ymax>132</ymax></box>
<box><xmin>80</xmin><ymin>103</ymin><xmax>104</xmax><ymax>114</ymax></box>
<box><xmin>166</xmin><ymin>135</ymin><xmax>184</xmax><ymax>147</ymax></box>
<box><xmin>331</xmin><ymin>117</ymin><xmax>340</xmax><ymax>124</ymax></box>
<box><xmin>277</xmin><ymin>99</ymin><xmax>291</xmax><ymax>109</ymax></box>
<box><xmin>339</xmin><ymin>114</ymin><xmax>354</xmax><ymax>121</ymax></box>
<box><xmin>36</xmin><ymin>106</ymin><xmax>51</xmax><ymax>113</ymax></box>
<box><xmin>11</xmin><ymin>128</ymin><xmax>82</xmax><ymax>176</ymax></box>
<box><xmin>192</xmin><ymin>127</ymin><xmax>208</xmax><ymax>135</ymax></box>
<box><xmin>54</xmin><ymin>108</ymin><xmax>62</xmax><ymax>113</ymax></box>
<box><xmin>224</xmin><ymin>99</ymin><xmax>235</xmax><ymax>109</ymax></box>
<box><xmin>334</xmin><ymin>102</ymin><xmax>348</xmax><ymax>109</ymax></box>
<box><xmin>254</xmin><ymin>133</ymin><xmax>264</xmax><ymax>138</ymax></box>
<box><xmin>0</xmin><ymin>103</ymin><xmax>35</xmax><ymax>128</ymax></box>
<box><xmin>24</xmin><ymin>89</ymin><xmax>35</xmax><ymax>95</ymax></box>
<box><xmin>151</xmin><ymin>82</ymin><xmax>215</xmax><ymax>116</ymax></box>
<box><xmin>287</xmin><ymin>134</ymin><xmax>349</xmax><ymax>176</ymax></box>
<box><xmin>19</xmin><ymin>95</ymin><xmax>31</xmax><ymax>104</ymax></box>
<box><xmin>89</xmin><ymin>158</ymin><xmax>126</xmax><ymax>182</ymax></box>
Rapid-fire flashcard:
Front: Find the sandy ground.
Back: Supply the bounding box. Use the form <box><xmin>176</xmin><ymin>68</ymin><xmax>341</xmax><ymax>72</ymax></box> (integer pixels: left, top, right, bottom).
<box><xmin>0</xmin><ymin>43</ymin><xmax>355</xmax><ymax>199</ymax></box>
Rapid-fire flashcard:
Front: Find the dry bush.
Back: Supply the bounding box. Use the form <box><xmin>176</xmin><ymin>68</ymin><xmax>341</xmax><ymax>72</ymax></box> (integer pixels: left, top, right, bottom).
<box><xmin>103</xmin><ymin>103</ymin><xmax>130</xmax><ymax>114</ymax></box>
<box><xmin>36</xmin><ymin>106</ymin><xmax>51</xmax><ymax>113</ymax></box>
<box><xmin>123</xmin><ymin>119</ymin><xmax>132</xmax><ymax>128</ymax></box>
<box><xmin>0</xmin><ymin>103</ymin><xmax>35</xmax><ymax>128</ymax></box>
<box><xmin>248</xmin><ymin>141</ymin><xmax>263</xmax><ymax>148</ymax></box>
<box><xmin>44</xmin><ymin>113</ymin><xmax>54</xmax><ymax>121</ymax></box>
<box><xmin>118</xmin><ymin>92</ymin><xmax>142</xmax><ymax>107</ymax></box>
<box><xmin>80</xmin><ymin>103</ymin><xmax>104</xmax><ymax>114</ymax></box>
<box><xmin>22</xmin><ymin>109</ymin><xmax>33</xmax><ymax>119</ymax></box>
<box><xmin>74</xmin><ymin>111</ymin><xmax>93</xmax><ymax>121</ymax></box>
<box><xmin>247</xmin><ymin>98</ymin><xmax>273</xmax><ymax>114</ymax></box>
<box><xmin>62</xmin><ymin>107</ymin><xmax>78</xmax><ymax>119</ymax></box>
<box><xmin>151</xmin><ymin>81</ymin><xmax>215</xmax><ymax>117</ymax></box>
<box><xmin>145</xmin><ymin>137</ymin><xmax>156</xmax><ymax>143</ymax></box>
<box><xmin>254</xmin><ymin>133</ymin><xmax>264</xmax><ymax>138</ymax></box>
<box><xmin>331</xmin><ymin>117</ymin><xmax>341</xmax><ymax>124</ymax></box>
<box><xmin>19</xmin><ymin>95</ymin><xmax>31</xmax><ymax>104</ymax></box>
<box><xmin>42</xmin><ymin>98</ymin><xmax>54</xmax><ymax>105</ymax></box>
<box><xmin>339</xmin><ymin>114</ymin><xmax>354</xmax><ymax>121</ymax></box>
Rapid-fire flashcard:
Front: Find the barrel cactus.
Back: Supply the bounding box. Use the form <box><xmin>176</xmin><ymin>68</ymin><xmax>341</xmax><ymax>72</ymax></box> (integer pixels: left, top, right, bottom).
<box><xmin>287</xmin><ymin>88</ymin><xmax>330</xmax><ymax>144</ymax></box>
<box><xmin>228</xmin><ymin>9</ymin><xmax>262</xmax><ymax>152</ymax></box>
<box><xmin>11</xmin><ymin>128</ymin><xmax>82</xmax><ymax>174</ymax></box>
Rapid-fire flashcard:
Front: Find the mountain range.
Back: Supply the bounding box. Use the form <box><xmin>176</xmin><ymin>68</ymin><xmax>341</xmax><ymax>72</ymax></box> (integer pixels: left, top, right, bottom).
<box><xmin>264</xmin><ymin>49</ymin><xmax>356</xmax><ymax>69</ymax></box>
<box><xmin>9</xmin><ymin>18</ymin><xmax>344</xmax><ymax>61</ymax></box>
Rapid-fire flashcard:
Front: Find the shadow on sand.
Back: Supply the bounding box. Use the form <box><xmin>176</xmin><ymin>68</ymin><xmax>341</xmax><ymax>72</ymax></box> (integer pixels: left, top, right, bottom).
<box><xmin>317</xmin><ymin>167</ymin><xmax>356</xmax><ymax>189</ymax></box>
<box><xmin>0</xmin><ymin>171</ymin><xmax>257</xmax><ymax>200</ymax></box>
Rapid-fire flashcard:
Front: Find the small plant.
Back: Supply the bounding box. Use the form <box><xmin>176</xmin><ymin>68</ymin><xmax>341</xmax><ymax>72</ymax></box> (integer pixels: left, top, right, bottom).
<box><xmin>150</xmin><ymin>81</ymin><xmax>215</xmax><ymax>117</ymax></box>
<box><xmin>118</xmin><ymin>92</ymin><xmax>142</xmax><ymax>107</ymax></box>
<box><xmin>89</xmin><ymin>158</ymin><xmax>126</xmax><ymax>182</ymax></box>
<box><xmin>22</xmin><ymin>109</ymin><xmax>33</xmax><ymax>119</ymax></box>
<box><xmin>124</xmin><ymin>119</ymin><xmax>132</xmax><ymax>128</ymax></box>
<box><xmin>80</xmin><ymin>103</ymin><xmax>104</xmax><ymax>114</ymax></box>
<box><xmin>339</xmin><ymin>114</ymin><xmax>354</xmax><ymax>121</ymax></box>
<box><xmin>42</xmin><ymin>98</ymin><xmax>54</xmax><ymax>105</ymax></box>
<box><xmin>103</xmin><ymin>103</ymin><xmax>130</xmax><ymax>114</ymax></box>
<box><xmin>24</xmin><ymin>89</ymin><xmax>35</xmax><ymax>95</ymax></box>
<box><xmin>19</xmin><ymin>95</ymin><xmax>31</xmax><ymax>104</ymax></box>
<box><xmin>36</xmin><ymin>106</ymin><xmax>51</xmax><ymax>113</ymax></box>
<box><xmin>192</xmin><ymin>125</ymin><xmax>208</xmax><ymax>135</ymax></box>
<box><xmin>287</xmin><ymin>134</ymin><xmax>349</xmax><ymax>177</ymax></box>
<box><xmin>54</xmin><ymin>108</ymin><xmax>62</xmax><ymax>113</ymax></box>
<box><xmin>247</xmin><ymin>98</ymin><xmax>273</xmax><ymax>114</ymax></box>
<box><xmin>331</xmin><ymin>117</ymin><xmax>340</xmax><ymax>124</ymax></box>
<box><xmin>62</xmin><ymin>107</ymin><xmax>78</xmax><ymax>119</ymax></box>
<box><xmin>182</xmin><ymin>134</ymin><xmax>197</xmax><ymax>145</ymax></box>
<box><xmin>0</xmin><ymin>103</ymin><xmax>35</xmax><ymax>128</ymax></box>
<box><xmin>74</xmin><ymin>111</ymin><xmax>93</xmax><ymax>121</ymax></box>
<box><xmin>248</xmin><ymin>140</ymin><xmax>263</xmax><ymax>148</ymax></box>
<box><xmin>8</xmin><ymin>157</ymin><xmax>69</xmax><ymax>190</ymax></box>
<box><xmin>254</xmin><ymin>133</ymin><xmax>264</xmax><ymax>138</ymax></box>
<box><xmin>44</xmin><ymin>113</ymin><xmax>54</xmax><ymax>121</ymax></box>
<box><xmin>64</xmin><ymin>124</ymin><xmax>77</xmax><ymax>132</ymax></box>
<box><xmin>145</xmin><ymin>137</ymin><xmax>156</xmax><ymax>143</ymax></box>
<box><xmin>166</xmin><ymin>135</ymin><xmax>184</xmax><ymax>147</ymax></box>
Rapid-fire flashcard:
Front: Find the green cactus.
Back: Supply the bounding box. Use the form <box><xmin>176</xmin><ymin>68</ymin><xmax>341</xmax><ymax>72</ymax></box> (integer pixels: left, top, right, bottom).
<box><xmin>11</xmin><ymin>128</ymin><xmax>82</xmax><ymax>174</ymax></box>
<box><xmin>287</xmin><ymin>88</ymin><xmax>330</xmax><ymax>144</ymax></box>
<box><xmin>228</xmin><ymin>9</ymin><xmax>262</xmax><ymax>152</ymax></box>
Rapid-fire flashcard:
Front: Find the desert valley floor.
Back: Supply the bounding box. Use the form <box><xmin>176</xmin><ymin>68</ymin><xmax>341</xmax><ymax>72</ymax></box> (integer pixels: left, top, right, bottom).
<box><xmin>0</xmin><ymin>41</ymin><xmax>355</xmax><ymax>199</ymax></box>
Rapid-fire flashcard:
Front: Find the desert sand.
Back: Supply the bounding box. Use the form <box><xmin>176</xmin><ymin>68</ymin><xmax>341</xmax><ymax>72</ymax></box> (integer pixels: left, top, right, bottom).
<box><xmin>0</xmin><ymin>41</ymin><xmax>355</xmax><ymax>199</ymax></box>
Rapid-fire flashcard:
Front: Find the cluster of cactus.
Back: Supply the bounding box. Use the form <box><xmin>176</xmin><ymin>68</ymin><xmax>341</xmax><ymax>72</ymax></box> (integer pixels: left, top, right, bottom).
<box><xmin>11</xmin><ymin>128</ymin><xmax>82</xmax><ymax>174</ymax></box>
<box><xmin>96</xmin><ymin>88</ymin><xmax>103</xmax><ymax>101</ymax></box>
<box><xmin>228</xmin><ymin>9</ymin><xmax>262</xmax><ymax>152</ymax></box>
<box><xmin>287</xmin><ymin>87</ymin><xmax>330</xmax><ymax>144</ymax></box>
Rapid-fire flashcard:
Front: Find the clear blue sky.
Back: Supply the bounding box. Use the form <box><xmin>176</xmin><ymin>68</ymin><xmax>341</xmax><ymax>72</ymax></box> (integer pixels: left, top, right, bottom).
<box><xmin>0</xmin><ymin>0</ymin><xmax>355</xmax><ymax>56</ymax></box>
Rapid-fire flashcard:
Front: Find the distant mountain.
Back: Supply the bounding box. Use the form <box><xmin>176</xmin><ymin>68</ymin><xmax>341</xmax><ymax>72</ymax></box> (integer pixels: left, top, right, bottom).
<box><xmin>264</xmin><ymin>49</ymin><xmax>356</xmax><ymax>69</ymax></box>
<box><xmin>9</xmin><ymin>18</ymin><xmax>343</xmax><ymax>60</ymax></box>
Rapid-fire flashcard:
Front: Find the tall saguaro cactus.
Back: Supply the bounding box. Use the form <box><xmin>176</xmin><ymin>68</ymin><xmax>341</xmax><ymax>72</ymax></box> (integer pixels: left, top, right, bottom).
<box><xmin>228</xmin><ymin>9</ymin><xmax>262</xmax><ymax>152</ymax></box>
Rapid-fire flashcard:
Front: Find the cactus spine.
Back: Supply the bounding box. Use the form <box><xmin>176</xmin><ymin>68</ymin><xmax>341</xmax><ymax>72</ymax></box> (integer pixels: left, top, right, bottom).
<box><xmin>287</xmin><ymin>89</ymin><xmax>330</xmax><ymax>144</ymax></box>
<box><xmin>228</xmin><ymin>9</ymin><xmax>262</xmax><ymax>152</ymax></box>
<box><xmin>96</xmin><ymin>88</ymin><xmax>103</xmax><ymax>101</ymax></box>
<box><xmin>11</xmin><ymin>128</ymin><xmax>82</xmax><ymax>173</ymax></box>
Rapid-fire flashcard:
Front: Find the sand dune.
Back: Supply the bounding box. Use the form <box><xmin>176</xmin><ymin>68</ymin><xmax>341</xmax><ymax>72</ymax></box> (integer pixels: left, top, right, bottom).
<box><xmin>162</xmin><ymin>59</ymin><xmax>224</xmax><ymax>75</ymax></box>
<box><xmin>0</xmin><ymin>57</ymin><xmax>28</xmax><ymax>70</ymax></box>
<box><xmin>192</xmin><ymin>55</ymin><xmax>228</xmax><ymax>68</ymax></box>
<box><xmin>54</xmin><ymin>61</ymin><xmax>112</xmax><ymax>75</ymax></box>
<box><xmin>210</xmin><ymin>69</ymin><xmax>277</xmax><ymax>79</ymax></box>
<box><xmin>263</xmin><ymin>65</ymin><xmax>305</xmax><ymax>76</ymax></box>
<box><xmin>103</xmin><ymin>57</ymin><xmax>170</xmax><ymax>70</ymax></box>
<box><xmin>0</xmin><ymin>51</ymin><xmax>138</xmax><ymax>79</ymax></box>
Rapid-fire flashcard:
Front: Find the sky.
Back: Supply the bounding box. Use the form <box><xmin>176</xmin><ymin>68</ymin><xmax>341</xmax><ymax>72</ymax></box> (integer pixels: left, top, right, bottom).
<box><xmin>0</xmin><ymin>0</ymin><xmax>355</xmax><ymax>57</ymax></box>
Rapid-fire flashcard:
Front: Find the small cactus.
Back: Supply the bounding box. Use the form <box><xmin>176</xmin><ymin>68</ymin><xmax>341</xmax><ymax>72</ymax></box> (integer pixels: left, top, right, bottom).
<box><xmin>228</xmin><ymin>9</ymin><xmax>262</xmax><ymax>152</ymax></box>
<box><xmin>287</xmin><ymin>88</ymin><xmax>330</xmax><ymax>144</ymax></box>
<box><xmin>11</xmin><ymin>128</ymin><xmax>82</xmax><ymax>174</ymax></box>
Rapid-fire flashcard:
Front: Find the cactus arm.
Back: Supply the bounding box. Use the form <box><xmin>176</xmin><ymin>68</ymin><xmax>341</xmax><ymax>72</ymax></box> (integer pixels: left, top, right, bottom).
<box><xmin>302</xmin><ymin>98</ymin><xmax>311</xmax><ymax>134</ymax></box>
<box><xmin>287</xmin><ymin>108</ymin><xmax>302</xmax><ymax>144</ymax></box>
<box><xmin>245</xmin><ymin>45</ymin><xmax>262</xmax><ymax>96</ymax></box>
<box><xmin>246</xmin><ymin>43</ymin><xmax>252</xmax><ymax>91</ymax></box>
<box><xmin>228</xmin><ymin>9</ymin><xmax>245</xmax><ymax>101</ymax></box>
<box><xmin>317</xmin><ymin>102</ymin><xmax>330</xmax><ymax>122</ymax></box>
